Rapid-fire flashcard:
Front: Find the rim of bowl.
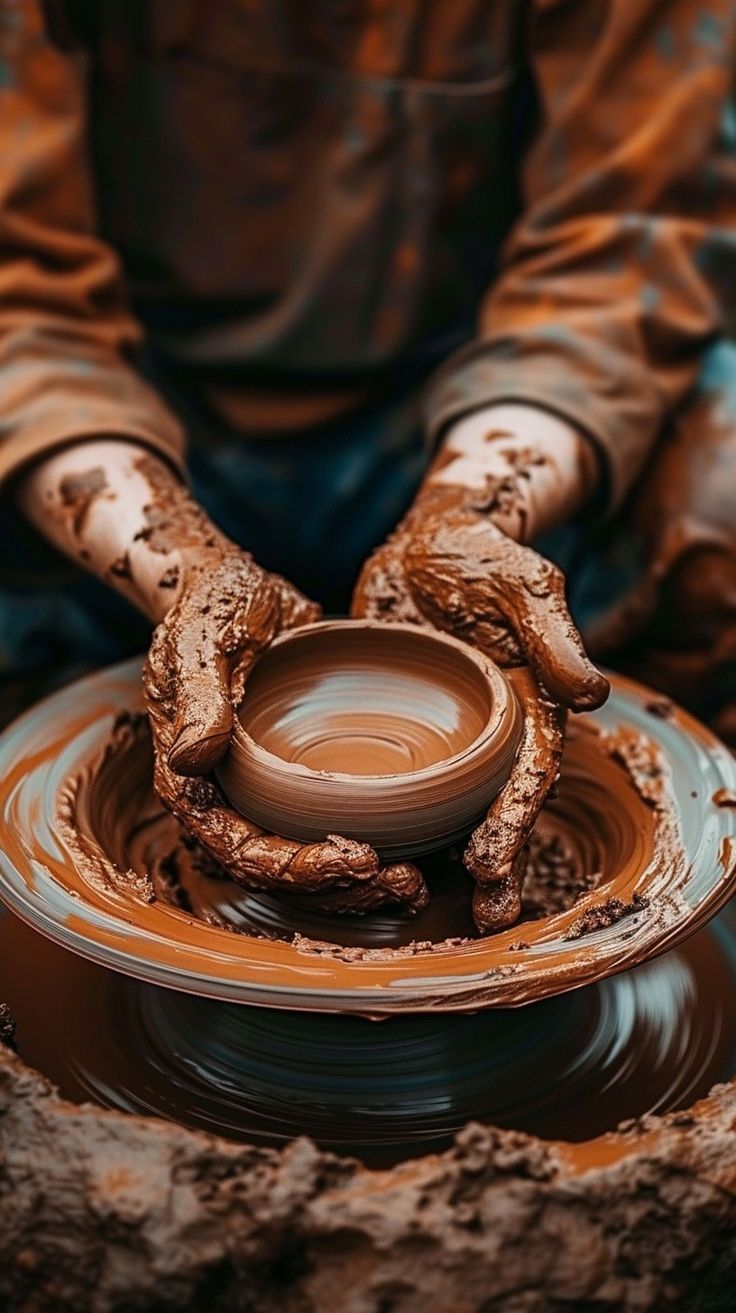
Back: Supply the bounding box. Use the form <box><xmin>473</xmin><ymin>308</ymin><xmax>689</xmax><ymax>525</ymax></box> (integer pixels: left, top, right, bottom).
<box><xmin>226</xmin><ymin>619</ymin><xmax>520</xmax><ymax>787</ymax></box>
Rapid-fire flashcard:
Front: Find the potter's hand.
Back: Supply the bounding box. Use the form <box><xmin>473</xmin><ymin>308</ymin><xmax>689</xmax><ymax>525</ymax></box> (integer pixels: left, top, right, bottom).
<box><xmin>17</xmin><ymin>438</ymin><xmax>428</xmax><ymax>915</ymax></box>
<box><xmin>353</xmin><ymin>405</ymin><xmax>609</xmax><ymax>932</ymax></box>
<box><xmin>145</xmin><ymin>547</ymin><xmax>428</xmax><ymax>914</ymax></box>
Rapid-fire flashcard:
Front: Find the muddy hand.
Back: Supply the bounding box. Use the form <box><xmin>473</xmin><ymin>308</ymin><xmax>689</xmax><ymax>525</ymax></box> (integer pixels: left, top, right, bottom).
<box><xmin>466</xmin><ymin>670</ymin><xmax>565</xmax><ymax>932</ymax></box>
<box><xmin>353</xmin><ymin>433</ymin><xmax>608</xmax><ymax>932</ymax></box>
<box><xmin>145</xmin><ymin>542</ymin><xmax>428</xmax><ymax>915</ymax></box>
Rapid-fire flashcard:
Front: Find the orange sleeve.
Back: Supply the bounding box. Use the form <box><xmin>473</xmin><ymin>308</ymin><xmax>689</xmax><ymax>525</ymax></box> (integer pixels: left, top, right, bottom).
<box><xmin>0</xmin><ymin>0</ymin><xmax>185</xmax><ymax>488</ymax></box>
<box><xmin>425</xmin><ymin>0</ymin><xmax>736</xmax><ymax>509</ymax></box>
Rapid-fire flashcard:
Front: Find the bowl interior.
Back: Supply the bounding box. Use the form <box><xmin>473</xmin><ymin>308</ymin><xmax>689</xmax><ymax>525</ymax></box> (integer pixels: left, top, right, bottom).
<box><xmin>237</xmin><ymin>623</ymin><xmax>495</xmax><ymax>778</ymax></box>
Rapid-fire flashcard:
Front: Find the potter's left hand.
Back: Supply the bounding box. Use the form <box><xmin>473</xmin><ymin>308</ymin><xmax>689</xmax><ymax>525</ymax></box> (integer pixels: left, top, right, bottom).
<box><xmin>18</xmin><ymin>438</ymin><xmax>428</xmax><ymax>916</ymax></box>
<box><xmin>352</xmin><ymin>405</ymin><xmax>609</xmax><ymax>932</ymax></box>
<box><xmin>145</xmin><ymin>542</ymin><xmax>428</xmax><ymax>916</ymax></box>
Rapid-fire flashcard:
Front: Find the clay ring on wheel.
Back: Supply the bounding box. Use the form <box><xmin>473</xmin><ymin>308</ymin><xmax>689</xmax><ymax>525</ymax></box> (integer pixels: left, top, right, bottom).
<box><xmin>216</xmin><ymin>620</ymin><xmax>523</xmax><ymax>859</ymax></box>
<box><xmin>0</xmin><ymin>661</ymin><xmax>734</xmax><ymax>1012</ymax></box>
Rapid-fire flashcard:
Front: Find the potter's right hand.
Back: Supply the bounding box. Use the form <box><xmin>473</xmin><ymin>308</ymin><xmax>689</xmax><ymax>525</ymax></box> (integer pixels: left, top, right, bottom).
<box><xmin>353</xmin><ymin>406</ymin><xmax>609</xmax><ymax>933</ymax></box>
<box><xmin>17</xmin><ymin>438</ymin><xmax>429</xmax><ymax>915</ymax></box>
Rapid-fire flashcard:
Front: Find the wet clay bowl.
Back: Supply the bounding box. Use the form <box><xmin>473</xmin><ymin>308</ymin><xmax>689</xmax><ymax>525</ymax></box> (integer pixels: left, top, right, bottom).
<box><xmin>216</xmin><ymin>620</ymin><xmax>523</xmax><ymax>858</ymax></box>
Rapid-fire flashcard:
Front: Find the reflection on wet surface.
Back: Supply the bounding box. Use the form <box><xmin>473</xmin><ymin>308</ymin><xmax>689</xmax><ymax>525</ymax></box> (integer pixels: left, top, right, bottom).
<box><xmin>3</xmin><ymin>902</ymin><xmax>736</xmax><ymax>1167</ymax></box>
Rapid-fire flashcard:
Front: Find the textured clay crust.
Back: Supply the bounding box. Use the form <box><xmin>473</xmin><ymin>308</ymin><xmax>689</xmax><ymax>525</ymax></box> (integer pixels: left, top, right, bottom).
<box><xmin>2</xmin><ymin>1036</ymin><xmax>736</xmax><ymax>1312</ymax></box>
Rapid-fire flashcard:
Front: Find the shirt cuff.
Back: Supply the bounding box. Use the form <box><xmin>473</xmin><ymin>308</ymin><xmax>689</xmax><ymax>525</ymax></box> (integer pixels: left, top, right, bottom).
<box><xmin>0</xmin><ymin>342</ymin><xmax>186</xmax><ymax>489</ymax></box>
<box><xmin>0</xmin><ymin>415</ymin><xmax>186</xmax><ymax>493</ymax></box>
<box><xmin>422</xmin><ymin>341</ymin><xmax>664</xmax><ymax>514</ymax></box>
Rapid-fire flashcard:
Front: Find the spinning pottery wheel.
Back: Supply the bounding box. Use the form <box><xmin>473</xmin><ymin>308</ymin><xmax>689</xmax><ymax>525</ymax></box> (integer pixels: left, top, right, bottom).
<box><xmin>0</xmin><ymin>658</ymin><xmax>733</xmax><ymax>1013</ymax></box>
<box><xmin>3</xmin><ymin>657</ymin><xmax>736</xmax><ymax>1308</ymax></box>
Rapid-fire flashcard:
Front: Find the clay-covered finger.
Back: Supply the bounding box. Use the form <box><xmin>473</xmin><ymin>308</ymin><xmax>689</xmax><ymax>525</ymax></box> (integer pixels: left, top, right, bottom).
<box><xmin>152</xmin><ymin>750</ymin><xmax>376</xmax><ymax>884</ymax></box>
<box><xmin>472</xmin><ymin>859</ymin><xmax>525</xmax><ymax>934</ymax></box>
<box><xmin>141</xmin><ymin>592</ymin><xmax>237</xmax><ymax>777</ymax></box>
<box><xmin>195</xmin><ymin>816</ymin><xmax>429</xmax><ymax>914</ymax></box>
<box><xmin>284</xmin><ymin>862</ymin><xmax>430</xmax><ymax>915</ymax></box>
<box><xmin>157</xmin><ymin>554</ymin><xmax>292</xmax><ymax>776</ymax></box>
<box><xmin>151</xmin><ymin>748</ymin><xmax>428</xmax><ymax>912</ymax></box>
<box><xmin>464</xmin><ymin>669</ymin><xmax>565</xmax><ymax>908</ymax></box>
<box><xmin>351</xmin><ymin>540</ymin><xmax>426</xmax><ymax>625</ymax></box>
<box><xmin>203</xmin><ymin>815</ymin><xmax>428</xmax><ymax>913</ymax></box>
<box><xmin>512</xmin><ymin>556</ymin><xmax>609</xmax><ymax>712</ymax></box>
<box><xmin>167</xmin><ymin>646</ymin><xmax>235</xmax><ymax>776</ymax></box>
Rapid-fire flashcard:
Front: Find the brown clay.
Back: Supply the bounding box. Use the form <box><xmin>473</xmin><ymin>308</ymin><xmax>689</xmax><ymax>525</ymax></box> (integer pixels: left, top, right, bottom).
<box><xmin>0</xmin><ymin>661</ymin><xmax>733</xmax><ymax>1013</ymax></box>
<box><xmin>217</xmin><ymin>620</ymin><xmax>522</xmax><ymax>859</ymax></box>
<box><xmin>1</xmin><ymin>665</ymin><xmax>736</xmax><ymax>1307</ymax></box>
<box><xmin>3</xmin><ymin>1032</ymin><xmax>736</xmax><ymax>1312</ymax></box>
<box><xmin>352</xmin><ymin>441</ymin><xmax>609</xmax><ymax>927</ymax></box>
<box><xmin>4</xmin><ymin>894</ymin><xmax>736</xmax><ymax>1158</ymax></box>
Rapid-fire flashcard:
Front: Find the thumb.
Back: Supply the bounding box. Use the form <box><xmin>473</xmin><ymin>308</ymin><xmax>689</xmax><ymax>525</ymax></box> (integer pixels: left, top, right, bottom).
<box><xmin>513</xmin><ymin>562</ymin><xmax>609</xmax><ymax>712</ymax></box>
<box><xmin>166</xmin><ymin>630</ymin><xmax>235</xmax><ymax>775</ymax></box>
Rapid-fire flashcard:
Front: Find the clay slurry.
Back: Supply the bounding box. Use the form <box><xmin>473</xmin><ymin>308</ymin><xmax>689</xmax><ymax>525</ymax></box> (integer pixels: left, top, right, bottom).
<box><xmin>220</xmin><ymin>621</ymin><xmax>522</xmax><ymax>858</ymax></box>
<box><xmin>238</xmin><ymin>635</ymin><xmax>490</xmax><ymax>776</ymax></box>
<box><xmin>4</xmin><ymin>901</ymin><xmax>736</xmax><ymax>1162</ymax></box>
<box><xmin>3</xmin><ymin>660</ymin><xmax>732</xmax><ymax>1010</ymax></box>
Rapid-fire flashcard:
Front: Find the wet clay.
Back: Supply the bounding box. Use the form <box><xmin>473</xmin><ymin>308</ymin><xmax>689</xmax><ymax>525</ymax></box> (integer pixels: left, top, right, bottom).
<box><xmin>1</xmin><ymin>667</ymin><xmax>736</xmax><ymax>1307</ymax></box>
<box><xmin>352</xmin><ymin>440</ymin><xmax>609</xmax><ymax>928</ymax></box>
<box><xmin>0</xmin><ymin>660</ymin><xmax>726</xmax><ymax>1012</ymax></box>
<box><xmin>4</xmin><ymin>980</ymin><xmax>736</xmax><ymax>1312</ymax></box>
<box><xmin>217</xmin><ymin>621</ymin><xmax>522</xmax><ymax>859</ymax></box>
<box><xmin>3</xmin><ymin>900</ymin><xmax>736</xmax><ymax>1163</ymax></box>
<box><xmin>239</xmin><ymin>628</ymin><xmax>490</xmax><ymax>775</ymax></box>
<box><xmin>61</xmin><ymin>712</ymin><xmax>646</xmax><ymax>960</ymax></box>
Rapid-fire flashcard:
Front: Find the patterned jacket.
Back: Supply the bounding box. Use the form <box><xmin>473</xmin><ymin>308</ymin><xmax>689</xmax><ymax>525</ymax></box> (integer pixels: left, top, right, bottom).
<box><xmin>1</xmin><ymin>0</ymin><xmax>735</xmax><ymax>508</ymax></box>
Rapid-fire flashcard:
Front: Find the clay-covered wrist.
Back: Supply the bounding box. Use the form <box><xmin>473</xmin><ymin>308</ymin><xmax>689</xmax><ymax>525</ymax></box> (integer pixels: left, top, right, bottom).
<box><xmin>432</xmin><ymin>403</ymin><xmax>599</xmax><ymax>543</ymax></box>
<box><xmin>15</xmin><ymin>436</ymin><xmax>223</xmax><ymax>624</ymax></box>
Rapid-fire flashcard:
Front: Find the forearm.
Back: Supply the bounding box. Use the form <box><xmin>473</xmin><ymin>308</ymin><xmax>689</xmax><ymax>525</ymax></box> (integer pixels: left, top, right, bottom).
<box><xmin>428</xmin><ymin>404</ymin><xmax>599</xmax><ymax>543</ymax></box>
<box><xmin>16</xmin><ymin>439</ymin><xmax>219</xmax><ymax>623</ymax></box>
<box><xmin>426</xmin><ymin>4</ymin><xmax>736</xmax><ymax>514</ymax></box>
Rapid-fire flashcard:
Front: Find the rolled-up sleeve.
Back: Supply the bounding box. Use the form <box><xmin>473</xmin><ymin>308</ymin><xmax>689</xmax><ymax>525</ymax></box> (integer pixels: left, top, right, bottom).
<box><xmin>425</xmin><ymin>0</ymin><xmax>736</xmax><ymax>509</ymax></box>
<box><xmin>0</xmin><ymin>0</ymin><xmax>185</xmax><ymax>487</ymax></box>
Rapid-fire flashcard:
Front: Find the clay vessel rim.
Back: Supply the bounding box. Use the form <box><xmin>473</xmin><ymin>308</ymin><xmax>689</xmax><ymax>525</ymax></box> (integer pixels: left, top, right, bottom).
<box><xmin>230</xmin><ymin>618</ymin><xmax>514</xmax><ymax>785</ymax></box>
